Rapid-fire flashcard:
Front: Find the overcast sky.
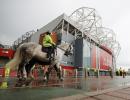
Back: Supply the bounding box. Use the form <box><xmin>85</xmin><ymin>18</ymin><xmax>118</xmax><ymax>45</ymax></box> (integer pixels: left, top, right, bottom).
<box><xmin>0</xmin><ymin>0</ymin><xmax>130</xmax><ymax>70</ymax></box>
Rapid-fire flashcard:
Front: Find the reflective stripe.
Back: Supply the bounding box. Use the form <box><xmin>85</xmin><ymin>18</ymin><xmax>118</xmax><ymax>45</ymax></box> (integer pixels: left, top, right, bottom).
<box><xmin>5</xmin><ymin>67</ymin><xmax>10</xmax><ymax>77</ymax></box>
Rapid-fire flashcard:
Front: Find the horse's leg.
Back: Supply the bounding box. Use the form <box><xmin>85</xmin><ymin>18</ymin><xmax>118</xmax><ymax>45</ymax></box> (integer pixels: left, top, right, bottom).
<box><xmin>42</xmin><ymin>65</ymin><xmax>47</xmax><ymax>80</ymax></box>
<box><xmin>25</xmin><ymin>59</ymin><xmax>35</xmax><ymax>79</ymax></box>
<box><xmin>17</xmin><ymin>64</ymin><xmax>22</xmax><ymax>79</ymax></box>
<box><xmin>24</xmin><ymin>58</ymin><xmax>36</xmax><ymax>86</ymax></box>
<box><xmin>17</xmin><ymin>63</ymin><xmax>24</xmax><ymax>80</ymax></box>
<box><xmin>15</xmin><ymin>60</ymin><xmax>28</xmax><ymax>87</ymax></box>
<box><xmin>53</xmin><ymin>64</ymin><xmax>63</xmax><ymax>81</ymax></box>
<box><xmin>43</xmin><ymin>65</ymin><xmax>50</xmax><ymax>83</ymax></box>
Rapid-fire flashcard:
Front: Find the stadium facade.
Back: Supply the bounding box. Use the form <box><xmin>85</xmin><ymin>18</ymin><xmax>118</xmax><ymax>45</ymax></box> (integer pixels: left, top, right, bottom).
<box><xmin>13</xmin><ymin>7</ymin><xmax>121</xmax><ymax>76</ymax></box>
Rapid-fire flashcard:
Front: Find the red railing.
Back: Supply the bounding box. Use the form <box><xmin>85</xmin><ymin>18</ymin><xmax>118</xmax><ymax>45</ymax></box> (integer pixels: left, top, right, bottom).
<box><xmin>0</xmin><ymin>67</ymin><xmax>5</xmax><ymax>77</ymax></box>
<box><xmin>0</xmin><ymin>67</ymin><xmax>17</xmax><ymax>77</ymax></box>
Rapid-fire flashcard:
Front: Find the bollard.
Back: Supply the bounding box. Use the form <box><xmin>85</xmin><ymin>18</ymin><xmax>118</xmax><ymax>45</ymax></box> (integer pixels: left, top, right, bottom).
<box><xmin>75</xmin><ymin>68</ymin><xmax>78</xmax><ymax>78</ymax></box>
<box><xmin>0</xmin><ymin>59</ymin><xmax>17</xmax><ymax>89</ymax></box>
<box><xmin>0</xmin><ymin>66</ymin><xmax>10</xmax><ymax>88</ymax></box>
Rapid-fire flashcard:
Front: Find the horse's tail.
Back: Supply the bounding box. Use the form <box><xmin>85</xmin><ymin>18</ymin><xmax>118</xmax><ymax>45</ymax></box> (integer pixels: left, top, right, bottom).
<box><xmin>3</xmin><ymin>45</ymin><xmax>23</xmax><ymax>78</ymax></box>
<box><xmin>12</xmin><ymin>43</ymin><xmax>38</xmax><ymax>69</ymax></box>
<box><xmin>1</xmin><ymin>46</ymin><xmax>24</xmax><ymax>88</ymax></box>
<box><xmin>11</xmin><ymin>46</ymin><xmax>23</xmax><ymax>69</ymax></box>
<box><xmin>14</xmin><ymin>46</ymin><xmax>23</xmax><ymax>67</ymax></box>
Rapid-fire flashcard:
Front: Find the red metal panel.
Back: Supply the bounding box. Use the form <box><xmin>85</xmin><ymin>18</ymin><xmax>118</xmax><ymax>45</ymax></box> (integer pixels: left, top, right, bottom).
<box><xmin>10</xmin><ymin>70</ymin><xmax>17</xmax><ymax>77</ymax></box>
<box><xmin>100</xmin><ymin>48</ymin><xmax>112</xmax><ymax>70</ymax></box>
<box><xmin>0</xmin><ymin>48</ymin><xmax>15</xmax><ymax>59</ymax></box>
<box><xmin>91</xmin><ymin>45</ymin><xmax>96</xmax><ymax>69</ymax></box>
<box><xmin>61</xmin><ymin>65</ymin><xmax>75</xmax><ymax>70</ymax></box>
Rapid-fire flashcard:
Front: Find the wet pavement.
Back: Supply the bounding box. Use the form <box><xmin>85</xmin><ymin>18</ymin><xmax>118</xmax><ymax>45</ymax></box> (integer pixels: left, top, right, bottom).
<box><xmin>0</xmin><ymin>76</ymin><xmax>130</xmax><ymax>100</ymax></box>
<box><xmin>54</xmin><ymin>86</ymin><xmax>130</xmax><ymax>100</ymax></box>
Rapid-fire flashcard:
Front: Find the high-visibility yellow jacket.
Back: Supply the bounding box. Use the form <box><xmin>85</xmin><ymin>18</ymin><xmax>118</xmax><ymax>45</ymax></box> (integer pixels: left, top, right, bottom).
<box><xmin>43</xmin><ymin>34</ymin><xmax>55</xmax><ymax>47</ymax></box>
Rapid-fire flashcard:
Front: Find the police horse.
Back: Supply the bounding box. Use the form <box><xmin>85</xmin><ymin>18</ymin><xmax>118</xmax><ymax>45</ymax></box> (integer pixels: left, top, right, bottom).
<box><xmin>15</xmin><ymin>42</ymin><xmax>72</xmax><ymax>86</ymax></box>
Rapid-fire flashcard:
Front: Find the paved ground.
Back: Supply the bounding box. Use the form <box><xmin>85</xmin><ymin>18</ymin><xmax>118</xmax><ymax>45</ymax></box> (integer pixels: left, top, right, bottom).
<box><xmin>0</xmin><ymin>76</ymin><xmax>130</xmax><ymax>100</ymax></box>
<box><xmin>53</xmin><ymin>86</ymin><xmax>130</xmax><ymax>100</ymax></box>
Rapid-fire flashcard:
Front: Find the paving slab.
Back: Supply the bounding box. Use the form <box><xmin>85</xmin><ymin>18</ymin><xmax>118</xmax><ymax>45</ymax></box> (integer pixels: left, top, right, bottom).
<box><xmin>94</xmin><ymin>94</ymin><xmax>125</xmax><ymax>100</ymax></box>
<box><xmin>106</xmin><ymin>91</ymin><xmax>130</xmax><ymax>99</ymax></box>
<box><xmin>116</xmin><ymin>90</ymin><xmax>130</xmax><ymax>94</ymax></box>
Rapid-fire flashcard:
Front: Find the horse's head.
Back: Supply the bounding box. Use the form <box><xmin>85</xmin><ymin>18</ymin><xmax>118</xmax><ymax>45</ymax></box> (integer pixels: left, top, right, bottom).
<box><xmin>57</xmin><ymin>42</ymin><xmax>73</xmax><ymax>56</ymax></box>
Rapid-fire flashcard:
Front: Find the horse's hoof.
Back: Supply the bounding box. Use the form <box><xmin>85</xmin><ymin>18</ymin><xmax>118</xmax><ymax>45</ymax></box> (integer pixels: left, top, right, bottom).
<box><xmin>15</xmin><ymin>78</ymin><xmax>26</xmax><ymax>87</ymax></box>
<box><xmin>27</xmin><ymin>76</ymin><xmax>34</xmax><ymax>81</ymax></box>
<box><xmin>25</xmin><ymin>78</ymin><xmax>32</xmax><ymax>86</ymax></box>
<box><xmin>18</xmin><ymin>78</ymin><xmax>22</xmax><ymax>81</ymax></box>
<box><xmin>43</xmin><ymin>79</ymin><xmax>48</xmax><ymax>83</ymax></box>
<box><xmin>22</xmin><ymin>77</ymin><xmax>26</xmax><ymax>81</ymax></box>
<box><xmin>15</xmin><ymin>82</ymin><xmax>23</xmax><ymax>87</ymax></box>
<box><xmin>44</xmin><ymin>80</ymin><xmax>48</xmax><ymax>85</ymax></box>
<box><xmin>60</xmin><ymin>78</ymin><xmax>64</xmax><ymax>82</ymax></box>
<box><xmin>28</xmin><ymin>75</ymin><xmax>34</xmax><ymax>80</ymax></box>
<box><xmin>15</xmin><ymin>81</ymin><xmax>24</xmax><ymax>87</ymax></box>
<box><xmin>43</xmin><ymin>78</ymin><xmax>48</xmax><ymax>84</ymax></box>
<box><xmin>25</xmin><ymin>81</ymin><xmax>32</xmax><ymax>86</ymax></box>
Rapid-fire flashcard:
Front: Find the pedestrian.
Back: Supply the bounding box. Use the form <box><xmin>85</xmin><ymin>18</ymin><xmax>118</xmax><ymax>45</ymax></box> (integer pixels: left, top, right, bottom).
<box><xmin>119</xmin><ymin>67</ymin><xmax>122</xmax><ymax>76</ymax></box>
<box><xmin>122</xmin><ymin>69</ymin><xmax>126</xmax><ymax>78</ymax></box>
<box><xmin>109</xmin><ymin>67</ymin><xmax>113</xmax><ymax>78</ymax></box>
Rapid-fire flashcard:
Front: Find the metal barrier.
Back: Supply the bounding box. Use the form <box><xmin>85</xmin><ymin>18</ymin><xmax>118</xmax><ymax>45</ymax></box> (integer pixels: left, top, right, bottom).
<box><xmin>0</xmin><ymin>67</ymin><xmax>5</xmax><ymax>77</ymax></box>
<box><xmin>0</xmin><ymin>67</ymin><xmax>17</xmax><ymax>77</ymax></box>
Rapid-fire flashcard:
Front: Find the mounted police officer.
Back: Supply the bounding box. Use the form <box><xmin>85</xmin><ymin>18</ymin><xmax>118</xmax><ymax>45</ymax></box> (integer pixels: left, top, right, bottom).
<box><xmin>42</xmin><ymin>31</ymin><xmax>56</xmax><ymax>60</ymax></box>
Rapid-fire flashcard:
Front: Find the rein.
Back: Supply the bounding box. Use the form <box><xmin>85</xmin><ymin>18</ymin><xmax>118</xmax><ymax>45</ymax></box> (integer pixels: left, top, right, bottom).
<box><xmin>57</xmin><ymin>42</ymin><xmax>73</xmax><ymax>56</ymax></box>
